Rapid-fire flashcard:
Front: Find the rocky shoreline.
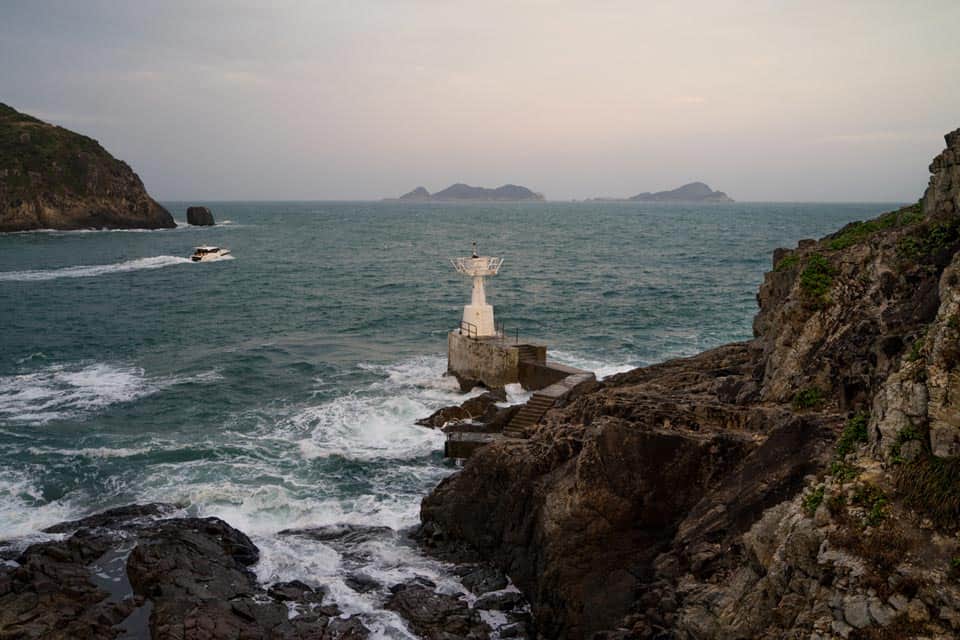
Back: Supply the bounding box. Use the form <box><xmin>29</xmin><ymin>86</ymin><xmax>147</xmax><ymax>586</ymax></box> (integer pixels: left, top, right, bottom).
<box><xmin>3</xmin><ymin>129</ymin><xmax>959</xmax><ymax>639</ymax></box>
<box><xmin>0</xmin><ymin>503</ymin><xmax>535</xmax><ymax>639</ymax></box>
<box><xmin>417</xmin><ymin>128</ymin><xmax>960</xmax><ymax>639</ymax></box>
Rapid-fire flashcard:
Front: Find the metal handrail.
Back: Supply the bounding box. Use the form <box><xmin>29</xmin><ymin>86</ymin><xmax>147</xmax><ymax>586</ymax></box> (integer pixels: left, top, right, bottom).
<box><xmin>495</xmin><ymin>321</ymin><xmax>519</xmax><ymax>344</ymax></box>
<box><xmin>459</xmin><ymin>320</ymin><xmax>478</xmax><ymax>339</ymax></box>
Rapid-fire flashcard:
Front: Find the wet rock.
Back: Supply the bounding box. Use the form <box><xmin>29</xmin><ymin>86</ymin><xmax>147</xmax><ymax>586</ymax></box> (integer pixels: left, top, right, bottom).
<box><xmin>417</xmin><ymin>390</ymin><xmax>506</xmax><ymax>429</ymax></box>
<box><xmin>279</xmin><ymin>523</ymin><xmax>394</xmax><ymax>545</ymax></box>
<box><xmin>345</xmin><ymin>572</ymin><xmax>381</xmax><ymax>593</ymax></box>
<box><xmin>460</xmin><ymin>565</ymin><xmax>508</xmax><ymax>595</ymax></box>
<box><xmin>268</xmin><ymin>579</ymin><xmax>325</xmax><ymax>603</ymax></box>
<box><xmin>385</xmin><ymin>582</ymin><xmax>489</xmax><ymax>639</ymax></box>
<box><xmin>474</xmin><ymin>589</ymin><xmax>525</xmax><ymax>611</ymax></box>
<box><xmin>1</xmin><ymin>506</ymin><xmax>369</xmax><ymax>639</ymax></box>
<box><xmin>42</xmin><ymin>502</ymin><xmax>178</xmax><ymax>534</ymax></box>
<box><xmin>187</xmin><ymin>206</ymin><xmax>215</xmax><ymax>226</ymax></box>
<box><xmin>0</xmin><ymin>532</ymin><xmax>132</xmax><ymax>639</ymax></box>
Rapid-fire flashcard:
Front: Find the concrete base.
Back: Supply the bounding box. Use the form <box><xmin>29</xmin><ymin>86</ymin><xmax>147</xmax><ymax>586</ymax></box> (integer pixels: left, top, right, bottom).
<box><xmin>447</xmin><ymin>331</ymin><xmax>521</xmax><ymax>389</ymax></box>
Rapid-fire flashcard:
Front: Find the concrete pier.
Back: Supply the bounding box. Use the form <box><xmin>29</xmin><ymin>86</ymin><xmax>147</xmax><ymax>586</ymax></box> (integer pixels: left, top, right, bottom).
<box><xmin>447</xmin><ymin>330</ymin><xmax>546</xmax><ymax>390</ymax></box>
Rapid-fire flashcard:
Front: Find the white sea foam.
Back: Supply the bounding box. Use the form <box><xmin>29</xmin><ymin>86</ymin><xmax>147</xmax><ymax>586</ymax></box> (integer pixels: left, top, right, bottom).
<box><xmin>550</xmin><ymin>348</ymin><xmax>637</xmax><ymax>380</ymax></box>
<box><xmin>291</xmin><ymin>395</ymin><xmax>445</xmax><ymax>462</ymax></box>
<box><xmin>0</xmin><ymin>362</ymin><xmax>221</xmax><ymax>425</ymax></box>
<box><xmin>0</xmin><ymin>468</ymin><xmax>75</xmax><ymax>541</ymax></box>
<box><xmin>24</xmin><ymin>446</ymin><xmax>152</xmax><ymax>459</ymax></box>
<box><xmin>0</xmin><ymin>255</ymin><xmax>192</xmax><ymax>282</ymax></box>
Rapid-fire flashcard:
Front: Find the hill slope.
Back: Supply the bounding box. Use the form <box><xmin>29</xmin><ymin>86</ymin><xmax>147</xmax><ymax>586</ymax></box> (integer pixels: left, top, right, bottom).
<box><xmin>390</xmin><ymin>183</ymin><xmax>545</xmax><ymax>201</ymax></box>
<box><xmin>629</xmin><ymin>181</ymin><xmax>733</xmax><ymax>202</ymax></box>
<box><xmin>0</xmin><ymin>103</ymin><xmax>174</xmax><ymax>231</ymax></box>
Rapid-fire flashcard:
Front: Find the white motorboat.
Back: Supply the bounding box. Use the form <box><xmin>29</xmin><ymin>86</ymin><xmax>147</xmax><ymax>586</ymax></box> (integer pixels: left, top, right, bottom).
<box><xmin>190</xmin><ymin>246</ymin><xmax>231</xmax><ymax>262</ymax></box>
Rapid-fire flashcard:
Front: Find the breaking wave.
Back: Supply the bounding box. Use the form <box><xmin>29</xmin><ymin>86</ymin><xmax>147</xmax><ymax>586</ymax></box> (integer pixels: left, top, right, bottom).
<box><xmin>0</xmin><ymin>362</ymin><xmax>221</xmax><ymax>425</ymax></box>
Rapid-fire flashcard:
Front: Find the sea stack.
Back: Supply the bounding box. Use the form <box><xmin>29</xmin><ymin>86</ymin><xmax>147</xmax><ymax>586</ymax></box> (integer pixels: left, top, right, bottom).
<box><xmin>0</xmin><ymin>103</ymin><xmax>175</xmax><ymax>232</ymax></box>
<box><xmin>186</xmin><ymin>206</ymin><xmax>215</xmax><ymax>226</ymax></box>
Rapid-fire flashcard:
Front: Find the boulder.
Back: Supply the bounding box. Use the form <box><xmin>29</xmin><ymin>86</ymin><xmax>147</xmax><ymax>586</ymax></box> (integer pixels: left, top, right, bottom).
<box><xmin>0</xmin><ymin>505</ymin><xmax>369</xmax><ymax>639</ymax></box>
<box><xmin>186</xmin><ymin>206</ymin><xmax>215</xmax><ymax>226</ymax></box>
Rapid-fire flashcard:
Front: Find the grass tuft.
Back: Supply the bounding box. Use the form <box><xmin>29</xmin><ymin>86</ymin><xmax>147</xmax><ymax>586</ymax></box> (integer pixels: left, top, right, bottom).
<box><xmin>836</xmin><ymin>412</ymin><xmax>869</xmax><ymax>458</ymax></box>
<box><xmin>803</xmin><ymin>485</ymin><xmax>825</xmax><ymax>516</ymax></box>
<box><xmin>896</xmin><ymin>454</ymin><xmax>960</xmax><ymax>529</ymax></box>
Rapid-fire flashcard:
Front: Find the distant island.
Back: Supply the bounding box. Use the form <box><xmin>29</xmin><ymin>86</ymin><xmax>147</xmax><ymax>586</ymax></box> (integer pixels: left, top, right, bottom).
<box><xmin>592</xmin><ymin>181</ymin><xmax>734</xmax><ymax>203</ymax></box>
<box><xmin>387</xmin><ymin>183</ymin><xmax>545</xmax><ymax>202</ymax></box>
<box><xmin>0</xmin><ymin>103</ymin><xmax>174</xmax><ymax>232</ymax></box>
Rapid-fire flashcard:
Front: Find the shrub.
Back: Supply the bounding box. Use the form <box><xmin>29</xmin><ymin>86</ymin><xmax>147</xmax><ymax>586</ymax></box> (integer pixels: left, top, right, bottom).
<box><xmin>830</xmin><ymin>460</ymin><xmax>860</xmax><ymax>481</ymax></box>
<box><xmin>799</xmin><ymin>254</ymin><xmax>836</xmax><ymax>308</ymax></box>
<box><xmin>852</xmin><ymin>483</ymin><xmax>889</xmax><ymax>527</ymax></box>
<box><xmin>793</xmin><ymin>386</ymin><xmax>825</xmax><ymax>410</ymax></box>
<box><xmin>897</xmin><ymin>218</ymin><xmax>960</xmax><ymax>263</ymax></box>
<box><xmin>803</xmin><ymin>485</ymin><xmax>825</xmax><ymax>515</ymax></box>
<box><xmin>906</xmin><ymin>333</ymin><xmax>926</xmax><ymax>362</ymax></box>
<box><xmin>836</xmin><ymin>412</ymin><xmax>869</xmax><ymax>458</ymax></box>
<box><xmin>774</xmin><ymin>253</ymin><xmax>799</xmax><ymax>272</ymax></box>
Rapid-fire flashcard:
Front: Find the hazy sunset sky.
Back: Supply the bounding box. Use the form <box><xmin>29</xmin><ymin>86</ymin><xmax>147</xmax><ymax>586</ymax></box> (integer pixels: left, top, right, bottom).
<box><xmin>2</xmin><ymin>1</ymin><xmax>958</xmax><ymax>201</ymax></box>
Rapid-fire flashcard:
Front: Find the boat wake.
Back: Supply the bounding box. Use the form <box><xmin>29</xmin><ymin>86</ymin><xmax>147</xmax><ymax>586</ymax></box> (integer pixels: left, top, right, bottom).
<box><xmin>0</xmin><ymin>255</ymin><xmax>193</xmax><ymax>282</ymax></box>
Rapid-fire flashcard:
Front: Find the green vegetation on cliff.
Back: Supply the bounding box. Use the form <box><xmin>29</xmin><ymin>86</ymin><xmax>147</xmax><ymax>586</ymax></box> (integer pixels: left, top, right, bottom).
<box><xmin>827</xmin><ymin>202</ymin><xmax>923</xmax><ymax>250</ymax></box>
<box><xmin>0</xmin><ymin>103</ymin><xmax>173</xmax><ymax>231</ymax></box>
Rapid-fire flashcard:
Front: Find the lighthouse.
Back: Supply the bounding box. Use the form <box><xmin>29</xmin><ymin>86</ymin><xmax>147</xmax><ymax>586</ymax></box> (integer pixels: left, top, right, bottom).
<box><xmin>450</xmin><ymin>242</ymin><xmax>503</xmax><ymax>337</ymax></box>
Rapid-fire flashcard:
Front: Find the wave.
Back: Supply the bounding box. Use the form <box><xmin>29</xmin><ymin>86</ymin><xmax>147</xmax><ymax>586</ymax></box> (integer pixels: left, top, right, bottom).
<box><xmin>551</xmin><ymin>348</ymin><xmax>637</xmax><ymax>380</ymax></box>
<box><xmin>0</xmin><ymin>362</ymin><xmax>222</xmax><ymax>425</ymax></box>
<box><xmin>25</xmin><ymin>446</ymin><xmax>152</xmax><ymax>459</ymax></box>
<box><xmin>0</xmin><ymin>255</ymin><xmax>193</xmax><ymax>282</ymax></box>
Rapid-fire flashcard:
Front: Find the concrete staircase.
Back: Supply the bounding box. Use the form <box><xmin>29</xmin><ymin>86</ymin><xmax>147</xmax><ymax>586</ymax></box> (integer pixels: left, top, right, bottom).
<box><xmin>503</xmin><ymin>392</ymin><xmax>556</xmax><ymax>438</ymax></box>
<box><xmin>516</xmin><ymin>344</ymin><xmax>540</xmax><ymax>363</ymax></box>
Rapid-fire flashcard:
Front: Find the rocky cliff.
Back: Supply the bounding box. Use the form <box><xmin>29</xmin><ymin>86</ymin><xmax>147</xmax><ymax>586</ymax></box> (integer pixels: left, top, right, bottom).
<box><xmin>0</xmin><ymin>103</ymin><xmax>174</xmax><ymax>231</ymax></box>
<box><xmin>421</xmin><ymin>129</ymin><xmax>960</xmax><ymax>639</ymax></box>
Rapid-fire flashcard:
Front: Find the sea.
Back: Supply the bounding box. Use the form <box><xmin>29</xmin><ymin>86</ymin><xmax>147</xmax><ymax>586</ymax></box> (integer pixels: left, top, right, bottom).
<box><xmin>0</xmin><ymin>200</ymin><xmax>900</xmax><ymax>635</ymax></box>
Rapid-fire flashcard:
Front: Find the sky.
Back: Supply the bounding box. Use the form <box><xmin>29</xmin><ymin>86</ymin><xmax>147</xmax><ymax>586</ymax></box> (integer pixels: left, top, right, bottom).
<box><xmin>1</xmin><ymin>0</ymin><xmax>959</xmax><ymax>202</ymax></box>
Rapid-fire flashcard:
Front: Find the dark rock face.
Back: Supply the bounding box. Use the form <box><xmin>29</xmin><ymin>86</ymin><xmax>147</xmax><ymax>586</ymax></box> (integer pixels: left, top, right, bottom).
<box><xmin>416</xmin><ymin>390</ymin><xmax>507</xmax><ymax>428</ymax></box>
<box><xmin>0</xmin><ymin>504</ymin><xmax>370</xmax><ymax>639</ymax></box>
<box><xmin>0</xmin><ymin>103</ymin><xmax>175</xmax><ymax>232</ymax></box>
<box><xmin>186</xmin><ymin>205</ymin><xmax>215</xmax><ymax>225</ymax></box>
<box><xmin>385</xmin><ymin>582</ymin><xmax>491</xmax><ymax>639</ymax></box>
<box><xmin>420</xmin><ymin>129</ymin><xmax>960</xmax><ymax>639</ymax></box>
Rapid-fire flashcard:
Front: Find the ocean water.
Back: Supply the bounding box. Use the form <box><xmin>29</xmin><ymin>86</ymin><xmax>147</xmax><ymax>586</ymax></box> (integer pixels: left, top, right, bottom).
<box><xmin>0</xmin><ymin>201</ymin><xmax>900</xmax><ymax>635</ymax></box>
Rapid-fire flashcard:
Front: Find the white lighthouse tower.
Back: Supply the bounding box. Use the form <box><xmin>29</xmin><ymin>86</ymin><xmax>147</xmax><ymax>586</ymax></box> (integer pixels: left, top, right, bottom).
<box><xmin>451</xmin><ymin>242</ymin><xmax>503</xmax><ymax>337</ymax></box>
